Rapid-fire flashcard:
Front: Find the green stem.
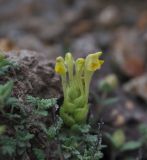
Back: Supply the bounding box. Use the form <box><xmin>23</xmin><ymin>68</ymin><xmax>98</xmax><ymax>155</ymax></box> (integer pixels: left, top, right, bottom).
<box><xmin>67</xmin><ymin>62</ymin><xmax>74</xmax><ymax>84</ymax></box>
<box><xmin>84</xmin><ymin>70</ymin><xmax>93</xmax><ymax>102</ymax></box>
<box><xmin>69</xmin><ymin>66</ymin><xmax>73</xmax><ymax>82</ymax></box>
<box><xmin>61</xmin><ymin>75</ymin><xmax>67</xmax><ymax>98</ymax></box>
<box><xmin>75</xmin><ymin>71</ymin><xmax>84</xmax><ymax>94</ymax></box>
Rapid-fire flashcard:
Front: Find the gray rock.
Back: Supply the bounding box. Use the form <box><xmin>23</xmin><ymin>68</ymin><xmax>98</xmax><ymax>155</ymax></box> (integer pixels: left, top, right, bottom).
<box><xmin>70</xmin><ymin>34</ymin><xmax>99</xmax><ymax>58</ymax></box>
<box><xmin>123</xmin><ymin>74</ymin><xmax>147</xmax><ymax>101</ymax></box>
<box><xmin>97</xmin><ymin>5</ymin><xmax>120</xmax><ymax>27</ymax></box>
<box><xmin>4</xmin><ymin>50</ymin><xmax>61</xmax><ymax>99</ymax></box>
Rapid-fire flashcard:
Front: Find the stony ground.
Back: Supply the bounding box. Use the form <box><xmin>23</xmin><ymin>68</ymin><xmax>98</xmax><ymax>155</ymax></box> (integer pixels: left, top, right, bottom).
<box><xmin>0</xmin><ymin>0</ymin><xmax>147</xmax><ymax>160</ymax></box>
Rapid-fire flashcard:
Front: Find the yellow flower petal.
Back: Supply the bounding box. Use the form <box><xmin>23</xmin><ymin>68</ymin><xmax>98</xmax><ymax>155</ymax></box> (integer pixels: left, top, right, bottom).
<box><xmin>99</xmin><ymin>60</ymin><xmax>104</xmax><ymax>66</ymax></box>
<box><xmin>55</xmin><ymin>57</ymin><xmax>67</xmax><ymax>75</ymax></box>
<box><xmin>85</xmin><ymin>52</ymin><xmax>104</xmax><ymax>71</ymax></box>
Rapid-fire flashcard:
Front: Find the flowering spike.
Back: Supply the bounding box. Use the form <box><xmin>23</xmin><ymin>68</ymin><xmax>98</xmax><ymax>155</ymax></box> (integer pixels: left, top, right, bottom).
<box><xmin>55</xmin><ymin>52</ymin><xmax>104</xmax><ymax>128</ymax></box>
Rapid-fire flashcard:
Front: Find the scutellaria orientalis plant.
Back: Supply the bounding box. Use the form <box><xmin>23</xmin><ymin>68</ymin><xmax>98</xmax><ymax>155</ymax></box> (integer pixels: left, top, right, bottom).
<box><xmin>55</xmin><ymin>52</ymin><xmax>104</xmax><ymax>128</ymax></box>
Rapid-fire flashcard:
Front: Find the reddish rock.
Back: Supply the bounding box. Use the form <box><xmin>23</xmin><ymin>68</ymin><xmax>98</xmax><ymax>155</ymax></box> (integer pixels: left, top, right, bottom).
<box><xmin>137</xmin><ymin>11</ymin><xmax>147</xmax><ymax>30</ymax></box>
<box><xmin>112</xmin><ymin>28</ymin><xmax>146</xmax><ymax>77</ymax></box>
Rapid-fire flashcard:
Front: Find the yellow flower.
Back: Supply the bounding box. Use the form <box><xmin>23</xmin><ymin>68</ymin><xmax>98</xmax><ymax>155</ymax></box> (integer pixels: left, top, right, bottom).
<box><xmin>85</xmin><ymin>52</ymin><xmax>104</xmax><ymax>71</ymax></box>
<box><xmin>55</xmin><ymin>57</ymin><xmax>67</xmax><ymax>75</ymax></box>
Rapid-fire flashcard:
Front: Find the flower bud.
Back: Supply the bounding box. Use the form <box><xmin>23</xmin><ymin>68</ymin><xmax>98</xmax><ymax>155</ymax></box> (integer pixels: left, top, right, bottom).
<box><xmin>55</xmin><ymin>57</ymin><xmax>67</xmax><ymax>75</ymax></box>
<box><xmin>99</xmin><ymin>74</ymin><xmax>118</xmax><ymax>92</ymax></box>
<box><xmin>65</xmin><ymin>52</ymin><xmax>74</xmax><ymax>64</ymax></box>
<box><xmin>75</xmin><ymin>58</ymin><xmax>85</xmax><ymax>72</ymax></box>
<box><xmin>112</xmin><ymin>129</ymin><xmax>125</xmax><ymax>148</ymax></box>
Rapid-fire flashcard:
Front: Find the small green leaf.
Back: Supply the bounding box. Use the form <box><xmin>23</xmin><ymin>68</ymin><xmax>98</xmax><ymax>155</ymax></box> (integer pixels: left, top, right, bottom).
<box><xmin>112</xmin><ymin>130</ymin><xmax>125</xmax><ymax>149</ymax></box>
<box><xmin>27</xmin><ymin>95</ymin><xmax>57</xmax><ymax>109</ymax></box>
<box><xmin>47</xmin><ymin>127</ymin><xmax>57</xmax><ymax>139</ymax></box>
<box><xmin>104</xmin><ymin>133</ymin><xmax>115</xmax><ymax>145</ymax></box>
<box><xmin>34</xmin><ymin>110</ymin><xmax>48</xmax><ymax>116</ymax></box>
<box><xmin>33</xmin><ymin>148</ymin><xmax>45</xmax><ymax>160</ymax></box>
<box><xmin>84</xmin><ymin>135</ymin><xmax>97</xmax><ymax>143</ymax></box>
<box><xmin>100</xmin><ymin>97</ymin><xmax>119</xmax><ymax>106</ymax></box>
<box><xmin>0</xmin><ymin>137</ymin><xmax>16</xmax><ymax>156</ymax></box>
<box><xmin>0</xmin><ymin>125</ymin><xmax>6</xmax><ymax>135</ymax></box>
<box><xmin>71</xmin><ymin>124</ymin><xmax>90</xmax><ymax>133</ymax></box>
<box><xmin>121</xmin><ymin>141</ymin><xmax>142</xmax><ymax>151</ymax></box>
<box><xmin>0</xmin><ymin>81</ymin><xmax>13</xmax><ymax>109</ymax></box>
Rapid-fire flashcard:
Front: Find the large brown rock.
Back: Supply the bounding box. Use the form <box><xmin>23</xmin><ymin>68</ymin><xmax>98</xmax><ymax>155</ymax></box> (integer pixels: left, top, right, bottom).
<box><xmin>112</xmin><ymin>28</ymin><xmax>147</xmax><ymax>77</ymax></box>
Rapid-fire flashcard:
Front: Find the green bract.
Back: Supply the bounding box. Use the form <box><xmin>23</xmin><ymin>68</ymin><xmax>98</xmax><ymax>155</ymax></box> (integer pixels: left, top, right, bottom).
<box><xmin>55</xmin><ymin>52</ymin><xmax>104</xmax><ymax>128</ymax></box>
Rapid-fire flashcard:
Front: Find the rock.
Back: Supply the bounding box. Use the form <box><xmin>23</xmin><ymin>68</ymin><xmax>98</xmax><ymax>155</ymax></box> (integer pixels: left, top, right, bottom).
<box><xmin>0</xmin><ymin>38</ymin><xmax>16</xmax><ymax>51</ymax></box>
<box><xmin>45</xmin><ymin>44</ymin><xmax>63</xmax><ymax>60</ymax></box>
<box><xmin>3</xmin><ymin>50</ymin><xmax>61</xmax><ymax>99</ymax></box>
<box><xmin>96</xmin><ymin>31</ymin><xmax>113</xmax><ymax>48</ymax></box>
<box><xmin>62</xmin><ymin>9</ymin><xmax>82</xmax><ymax>24</ymax></box>
<box><xmin>137</xmin><ymin>11</ymin><xmax>147</xmax><ymax>30</ymax></box>
<box><xmin>99</xmin><ymin>94</ymin><xmax>147</xmax><ymax>127</ymax></box>
<box><xmin>97</xmin><ymin>5</ymin><xmax>120</xmax><ymax>27</ymax></box>
<box><xmin>12</xmin><ymin>35</ymin><xmax>47</xmax><ymax>52</ymax></box>
<box><xmin>37</xmin><ymin>21</ymin><xmax>65</xmax><ymax>41</ymax></box>
<box><xmin>114</xmin><ymin>114</ymin><xmax>125</xmax><ymax>126</ymax></box>
<box><xmin>70</xmin><ymin>19</ymin><xmax>94</xmax><ymax>37</ymax></box>
<box><xmin>112</xmin><ymin>28</ymin><xmax>146</xmax><ymax>77</ymax></box>
<box><xmin>13</xmin><ymin>35</ymin><xmax>63</xmax><ymax>60</ymax></box>
<box><xmin>0</xmin><ymin>0</ymin><xmax>33</xmax><ymax>21</ymax></box>
<box><xmin>123</xmin><ymin>74</ymin><xmax>147</xmax><ymax>101</ymax></box>
<box><xmin>19</xmin><ymin>17</ymin><xmax>65</xmax><ymax>42</ymax></box>
<box><xmin>70</xmin><ymin>34</ymin><xmax>99</xmax><ymax>58</ymax></box>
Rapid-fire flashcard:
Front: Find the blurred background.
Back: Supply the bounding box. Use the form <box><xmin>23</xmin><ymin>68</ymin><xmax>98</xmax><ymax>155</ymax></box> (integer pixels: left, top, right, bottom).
<box><xmin>0</xmin><ymin>0</ymin><xmax>147</xmax><ymax>159</ymax></box>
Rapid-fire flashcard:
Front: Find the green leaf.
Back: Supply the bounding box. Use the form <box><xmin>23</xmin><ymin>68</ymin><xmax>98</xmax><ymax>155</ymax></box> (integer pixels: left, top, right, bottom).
<box><xmin>0</xmin><ymin>125</ymin><xmax>6</xmax><ymax>135</ymax></box>
<box><xmin>6</xmin><ymin>97</ymin><xmax>19</xmax><ymax>107</ymax></box>
<box><xmin>0</xmin><ymin>137</ymin><xmax>16</xmax><ymax>156</ymax></box>
<box><xmin>121</xmin><ymin>141</ymin><xmax>142</xmax><ymax>151</ymax></box>
<box><xmin>4</xmin><ymin>113</ymin><xmax>21</xmax><ymax>119</ymax></box>
<box><xmin>104</xmin><ymin>133</ymin><xmax>115</xmax><ymax>145</ymax></box>
<box><xmin>34</xmin><ymin>110</ymin><xmax>48</xmax><ymax>116</ymax></box>
<box><xmin>84</xmin><ymin>135</ymin><xmax>97</xmax><ymax>143</ymax></box>
<box><xmin>139</xmin><ymin>124</ymin><xmax>147</xmax><ymax>135</ymax></box>
<box><xmin>100</xmin><ymin>97</ymin><xmax>119</xmax><ymax>106</ymax></box>
<box><xmin>23</xmin><ymin>133</ymin><xmax>34</xmax><ymax>141</ymax></box>
<box><xmin>27</xmin><ymin>95</ymin><xmax>57</xmax><ymax>109</ymax></box>
<box><xmin>16</xmin><ymin>131</ymin><xmax>34</xmax><ymax>142</ymax></box>
<box><xmin>0</xmin><ymin>54</ymin><xmax>17</xmax><ymax>75</ymax></box>
<box><xmin>112</xmin><ymin>129</ymin><xmax>125</xmax><ymax>149</ymax></box>
<box><xmin>47</xmin><ymin>126</ymin><xmax>57</xmax><ymax>139</ymax></box>
<box><xmin>33</xmin><ymin>148</ymin><xmax>45</xmax><ymax>160</ymax></box>
<box><xmin>0</xmin><ymin>81</ymin><xmax>13</xmax><ymax>109</ymax></box>
<box><xmin>71</xmin><ymin>124</ymin><xmax>91</xmax><ymax>133</ymax></box>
